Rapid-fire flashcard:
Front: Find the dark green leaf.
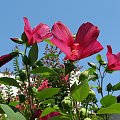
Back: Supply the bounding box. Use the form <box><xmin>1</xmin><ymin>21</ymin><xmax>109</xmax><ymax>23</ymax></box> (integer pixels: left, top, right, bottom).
<box><xmin>65</xmin><ymin>62</ymin><xmax>76</xmax><ymax>75</ymax></box>
<box><xmin>71</xmin><ymin>80</ymin><xmax>89</xmax><ymax>102</ymax></box>
<box><xmin>100</xmin><ymin>95</ymin><xmax>117</xmax><ymax>107</ymax></box>
<box><xmin>21</xmin><ymin>32</ymin><xmax>28</xmax><ymax>45</ymax></box>
<box><xmin>22</xmin><ymin>55</ymin><xmax>29</xmax><ymax>65</ymax></box>
<box><xmin>112</xmin><ymin>82</ymin><xmax>120</xmax><ymax>91</ymax></box>
<box><xmin>36</xmin><ymin>88</ymin><xmax>60</xmax><ymax>101</ymax></box>
<box><xmin>10</xmin><ymin>38</ymin><xmax>23</xmax><ymax>44</ymax></box>
<box><xmin>31</xmin><ymin>66</ymin><xmax>58</xmax><ymax>76</ymax></box>
<box><xmin>19</xmin><ymin>94</ymin><xmax>25</xmax><ymax>103</ymax></box>
<box><xmin>28</xmin><ymin>43</ymin><xmax>38</xmax><ymax>66</ymax></box>
<box><xmin>0</xmin><ymin>77</ymin><xmax>20</xmax><ymax>88</ymax></box>
<box><xmin>97</xmin><ymin>103</ymin><xmax>120</xmax><ymax>114</ymax></box>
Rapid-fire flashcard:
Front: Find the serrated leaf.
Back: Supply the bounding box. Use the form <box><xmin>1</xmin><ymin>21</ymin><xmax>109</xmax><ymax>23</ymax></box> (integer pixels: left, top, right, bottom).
<box><xmin>28</xmin><ymin>43</ymin><xmax>38</xmax><ymax>66</ymax></box>
<box><xmin>97</xmin><ymin>103</ymin><xmax>120</xmax><ymax>114</ymax></box>
<box><xmin>36</xmin><ymin>88</ymin><xmax>60</xmax><ymax>102</ymax></box>
<box><xmin>31</xmin><ymin>66</ymin><xmax>58</xmax><ymax>76</ymax></box>
<box><xmin>100</xmin><ymin>95</ymin><xmax>117</xmax><ymax>107</ymax></box>
<box><xmin>0</xmin><ymin>77</ymin><xmax>20</xmax><ymax>88</ymax></box>
<box><xmin>112</xmin><ymin>82</ymin><xmax>120</xmax><ymax>91</ymax></box>
<box><xmin>71</xmin><ymin>80</ymin><xmax>89</xmax><ymax>102</ymax></box>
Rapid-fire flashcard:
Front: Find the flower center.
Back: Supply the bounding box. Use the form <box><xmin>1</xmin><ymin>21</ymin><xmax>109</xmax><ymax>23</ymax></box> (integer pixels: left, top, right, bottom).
<box><xmin>71</xmin><ymin>43</ymin><xmax>82</xmax><ymax>60</ymax></box>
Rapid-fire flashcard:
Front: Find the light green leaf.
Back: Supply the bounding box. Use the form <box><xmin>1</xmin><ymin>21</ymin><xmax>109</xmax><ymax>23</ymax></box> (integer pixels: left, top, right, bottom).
<box><xmin>40</xmin><ymin>107</ymin><xmax>55</xmax><ymax>117</ymax></box>
<box><xmin>71</xmin><ymin>80</ymin><xmax>89</xmax><ymax>102</ymax></box>
<box><xmin>41</xmin><ymin>99</ymin><xmax>55</xmax><ymax>104</ymax></box>
<box><xmin>100</xmin><ymin>95</ymin><xmax>117</xmax><ymax>107</ymax></box>
<box><xmin>36</xmin><ymin>88</ymin><xmax>60</xmax><ymax>101</ymax></box>
<box><xmin>49</xmin><ymin>115</ymin><xmax>70</xmax><ymax>120</ymax></box>
<box><xmin>97</xmin><ymin>103</ymin><xmax>120</xmax><ymax>114</ymax></box>
<box><xmin>0</xmin><ymin>104</ymin><xmax>26</xmax><ymax>120</ymax></box>
<box><xmin>31</xmin><ymin>66</ymin><xmax>58</xmax><ymax>76</ymax></box>
<box><xmin>44</xmin><ymin>39</ymin><xmax>54</xmax><ymax>46</ymax></box>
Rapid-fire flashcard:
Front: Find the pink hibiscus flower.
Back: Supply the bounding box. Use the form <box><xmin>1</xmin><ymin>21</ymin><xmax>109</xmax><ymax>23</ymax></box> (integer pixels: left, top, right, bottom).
<box><xmin>106</xmin><ymin>45</ymin><xmax>120</xmax><ymax>70</ymax></box>
<box><xmin>23</xmin><ymin>17</ymin><xmax>52</xmax><ymax>45</ymax></box>
<box><xmin>51</xmin><ymin>22</ymin><xmax>103</xmax><ymax>61</ymax></box>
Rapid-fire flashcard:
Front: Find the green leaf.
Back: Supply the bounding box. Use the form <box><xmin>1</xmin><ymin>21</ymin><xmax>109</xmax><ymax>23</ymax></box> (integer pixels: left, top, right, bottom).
<box><xmin>10</xmin><ymin>38</ymin><xmax>23</xmax><ymax>44</ymax></box>
<box><xmin>71</xmin><ymin>80</ymin><xmax>89</xmax><ymax>102</ymax></box>
<box><xmin>40</xmin><ymin>107</ymin><xmax>55</xmax><ymax>117</ymax></box>
<box><xmin>22</xmin><ymin>55</ymin><xmax>29</xmax><ymax>65</ymax></box>
<box><xmin>31</xmin><ymin>66</ymin><xmax>58</xmax><ymax>76</ymax></box>
<box><xmin>41</xmin><ymin>53</ymin><xmax>58</xmax><ymax>59</ymax></box>
<box><xmin>28</xmin><ymin>43</ymin><xmax>38</xmax><ymax>66</ymax></box>
<box><xmin>96</xmin><ymin>54</ymin><xmax>103</xmax><ymax>62</ymax></box>
<box><xmin>97</xmin><ymin>103</ymin><xmax>120</xmax><ymax>114</ymax></box>
<box><xmin>44</xmin><ymin>39</ymin><xmax>54</xmax><ymax>46</ymax></box>
<box><xmin>100</xmin><ymin>95</ymin><xmax>117</xmax><ymax>107</ymax></box>
<box><xmin>0</xmin><ymin>104</ymin><xmax>26</xmax><ymax>120</ymax></box>
<box><xmin>9</xmin><ymin>102</ymin><xmax>19</xmax><ymax>106</ymax></box>
<box><xmin>41</xmin><ymin>99</ymin><xmax>55</xmax><ymax>104</ymax></box>
<box><xmin>21</xmin><ymin>32</ymin><xmax>28</xmax><ymax>45</ymax></box>
<box><xmin>112</xmin><ymin>82</ymin><xmax>120</xmax><ymax>91</ymax></box>
<box><xmin>36</xmin><ymin>88</ymin><xmax>60</xmax><ymax>102</ymax></box>
<box><xmin>65</xmin><ymin>62</ymin><xmax>76</xmax><ymax>75</ymax></box>
<box><xmin>19</xmin><ymin>94</ymin><xmax>25</xmax><ymax>103</ymax></box>
<box><xmin>49</xmin><ymin>115</ymin><xmax>70</xmax><ymax>120</ymax></box>
<box><xmin>0</xmin><ymin>77</ymin><xmax>20</xmax><ymax>88</ymax></box>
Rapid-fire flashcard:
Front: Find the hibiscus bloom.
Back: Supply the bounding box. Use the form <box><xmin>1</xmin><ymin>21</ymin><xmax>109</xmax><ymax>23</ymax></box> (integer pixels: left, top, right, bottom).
<box><xmin>51</xmin><ymin>22</ymin><xmax>103</xmax><ymax>61</ymax></box>
<box><xmin>23</xmin><ymin>17</ymin><xmax>52</xmax><ymax>45</ymax></box>
<box><xmin>106</xmin><ymin>45</ymin><xmax>120</xmax><ymax>70</ymax></box>
<box><xmin>0</xmin><ymin>52</ymin><xmax>18</xmax><ymax>67</ymax></box>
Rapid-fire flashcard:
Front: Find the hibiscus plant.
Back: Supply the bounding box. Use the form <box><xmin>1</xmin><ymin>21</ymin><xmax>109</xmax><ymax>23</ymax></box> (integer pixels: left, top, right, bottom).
<box><xmin>0</xmin><ymin>17</ymin><xmax>120</xmax><ymax>120</ymax></box>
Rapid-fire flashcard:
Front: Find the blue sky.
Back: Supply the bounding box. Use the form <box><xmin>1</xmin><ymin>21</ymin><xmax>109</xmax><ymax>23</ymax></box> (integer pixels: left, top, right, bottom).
<box><xmin>0</xmin><ymin>0</ymin><xmax>120</xmax><ymax>96</ymax></box>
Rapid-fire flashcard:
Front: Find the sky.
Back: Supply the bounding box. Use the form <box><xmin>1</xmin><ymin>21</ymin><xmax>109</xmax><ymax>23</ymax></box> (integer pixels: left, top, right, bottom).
<box><xmin>0</xmin><ymin>0</ymin><xmax>120</xmax><ymax>97</ymax></box>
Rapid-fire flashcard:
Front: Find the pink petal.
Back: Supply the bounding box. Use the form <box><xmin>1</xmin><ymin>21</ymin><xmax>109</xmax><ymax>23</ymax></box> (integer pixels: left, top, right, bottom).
<box><xmin>75</xmin><ymin>22</ymin><xmax>99</xmax><ymax>48</ymax></box>
<box><xmin>106</xmin><ymin>45</ymin><xmax>117</xmax><ymax>66</ymax></box>
<box><xmin>111</xmin><ymin>62</ymin><xmax>120</xmax><ymax>70</ymax></box>
<box><xmin>81</xmin><ymin>40</ymin><xmax>103</xmax><ymax>59</ymax></box>
<box><xmin>52</xmin><ymin>21</ymin><xmax>74</xmax><ymax>47</ymax></box>
<box><xmin>32</xmin><ymin>23</ymin><xmax>52</xmax><ymax>43</ymax></box>
<box><xmin>51</xmin><ymin>38</ymin><xmax>71</xmax><ymax>58</ymax></box>
<box><xmin>23</xmin><ymin>17</ymin><xmax>32</xmax><ymax>41</ymax></box>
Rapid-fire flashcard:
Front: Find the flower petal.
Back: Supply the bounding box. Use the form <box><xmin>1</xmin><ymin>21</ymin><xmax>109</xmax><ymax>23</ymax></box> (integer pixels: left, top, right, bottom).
<box><xmin>81</xmin><ymin>40</ymin><xmax>103</xmax><ymax>59</ymax></box>
<box><xmin>52</xmin><ymin>21</ymin><xmax>74</xmax><ymax>47</ymax></box>
<box><xmin>106</xmin><ymin>45</ymin><xmax>117</xmax><ymax>66</ymax></box>
<box><xmin>33</xmin><ymin>23</ymin><xmax>52</xmax><ymax>43</ymax></box>
<box><xmin>23</xmin><ymin>17</ymin><xmax>32</xmax><ymax>41</ymax></box>
<box><xmin>51</xmin><ymin>38</ymin><xmax>71</xmax><ymax>58</ymax></box>
<box><xmin>75</xmin><ymin>22</ymin><xmax>99</xmax><ymax>48</ymax></box>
